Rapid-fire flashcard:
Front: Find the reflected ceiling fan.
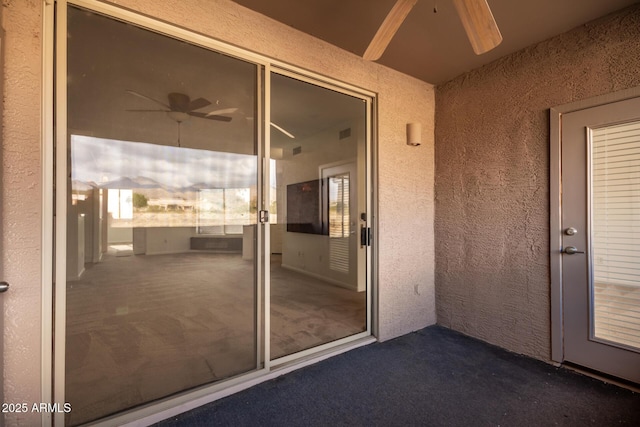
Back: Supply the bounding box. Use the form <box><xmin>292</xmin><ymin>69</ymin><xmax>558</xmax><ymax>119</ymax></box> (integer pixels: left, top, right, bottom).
<box><xmin>126</xmin><ymin>90</ymin><xmax>295</xmax><ymax>144</ymax></box>
<box><xmin>126</xmin><ymin>90</ymin><xmax>236</xmax><ymax>123</ymax></box>
<box><xmin>363</xmin><ymin>0</ymin><xmax>503</xmax><ymax>61</ymax></box>
<box><xmin>126</xmin><ymin>89</ymin><xmax>236</xmax><ymax>147</ymax></box>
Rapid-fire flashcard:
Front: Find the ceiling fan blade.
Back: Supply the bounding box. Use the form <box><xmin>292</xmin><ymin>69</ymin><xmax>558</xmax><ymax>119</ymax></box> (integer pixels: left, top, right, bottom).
<box><xmin>189</xmin><ymin>111</ymin><xmax>232</xmax><ymax>122</ymax></box>
<box><xmin>452</xmin><ymin>0</ymin><xmax>503</xmax><ymax>55</ymax></box>
<box><xmin>168</xmin><ymin>92</ymin><xmax>192</xmax><ymax>112</ymax></box>
<box><xmin>188</xmin><ymin>97</ymin><xmax>212</xmax><ymax>111</ymax></box>
<box><xmin>363</xmin><ymin>0</ymin><xmax>417</xmax><ymax>61</ymax></box>
<box><xmin>206</xmin><ymin>107</ymin><xmax>239</xmax><ymax>117</ymax></box>
<box><xmin>271</xmin><ymin>122</ymin><xmax>295</xmax><ymax>139</ymax></box>
<box><xmin>125</xmin><ymin>90</ymin><xmax>170</xmax><ymax>109</ymax></box>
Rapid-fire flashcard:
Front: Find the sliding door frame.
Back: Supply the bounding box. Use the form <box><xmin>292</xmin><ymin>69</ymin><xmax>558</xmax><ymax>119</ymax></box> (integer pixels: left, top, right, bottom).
<box><xmin>269</xmin><ymin>66</ymin><xmax>374</xmax><ymax>367</ymax></box>
<box><xmin>43</xmin><ymin>1</ymin><xmax>376</xmax><ymax>426</ymax></box>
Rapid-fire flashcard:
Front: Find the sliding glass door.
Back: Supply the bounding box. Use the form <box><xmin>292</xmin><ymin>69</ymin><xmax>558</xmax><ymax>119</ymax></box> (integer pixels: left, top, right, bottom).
<box><xmin>64</xmin><ymin>7</ymin><xmax>262</xmax><ymax>424</ymax></box>
<box><xmin>56</xmin><ymin>3</ymin><xmax>372</xmax><ymax>425</ymax></box>
<box><xmin>269</xmin><ymin>73</ymin><xmax>369</xmax><ymax>360</ymax></box>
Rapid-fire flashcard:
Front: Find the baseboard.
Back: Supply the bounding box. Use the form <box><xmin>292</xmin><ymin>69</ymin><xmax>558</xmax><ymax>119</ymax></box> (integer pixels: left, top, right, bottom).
<box><xmin>280</xmin><ymin>263</ymin><xmax>355</xmax><ymax>291</ymax></box>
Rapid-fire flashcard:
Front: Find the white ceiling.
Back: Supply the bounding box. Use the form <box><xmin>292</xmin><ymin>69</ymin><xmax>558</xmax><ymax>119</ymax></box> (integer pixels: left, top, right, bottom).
<box><xmin>233</xmin><ymin>0</ymin><xmax>639</xmax><ymax>84</ymax></box>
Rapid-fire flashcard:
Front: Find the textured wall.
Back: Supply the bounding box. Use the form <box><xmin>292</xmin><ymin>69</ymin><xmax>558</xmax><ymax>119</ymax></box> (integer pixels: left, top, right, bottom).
<box><xmin>1</xmin><ymin>0</ymin><xmax>44</xmax><ymax>425</ymax></box>
<box><xmin>1</xmin><ymin>0</ymin><xmax>435</xmax><ymax>416</ymax></box>
<box><xmin>435</xmin><ymin>5</ymin><xmax>640</xmax><ymax>360</ymax></box>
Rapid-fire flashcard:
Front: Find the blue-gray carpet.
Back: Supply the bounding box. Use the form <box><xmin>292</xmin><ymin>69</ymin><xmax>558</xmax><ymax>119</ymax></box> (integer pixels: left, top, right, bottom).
<box><xmin>156</xmin><ymin>325</ymin><xmax>640</xmax><ymax>426</ymax></box>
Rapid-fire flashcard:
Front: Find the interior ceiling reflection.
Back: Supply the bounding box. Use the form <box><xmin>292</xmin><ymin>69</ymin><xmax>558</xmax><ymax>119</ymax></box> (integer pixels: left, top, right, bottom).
<box><xmin>67</xmin><ymin>6</ymin><xmax>367</xmax><ymax>157</ymax></box>
<box><xmin>67</xmin><ymin>6</ymin><xmax>257</xmax><ymax>155</ymax></box>
<box><xmin>270</xmin><ymin>73</ymin><xmax>366</xmax><ymax>151</ymax></box>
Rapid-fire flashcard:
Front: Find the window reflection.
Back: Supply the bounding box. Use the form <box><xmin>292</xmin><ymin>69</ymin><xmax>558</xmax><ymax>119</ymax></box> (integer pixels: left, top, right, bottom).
<box><xmin>65</xmin><ymin>4</ymin><xmax>260</xmax><ymax>424</ymax></box>
<box><xmin>269</xmin><ymin>73</ymin><xmax>367</xmax><ymax>359</ymax></box>
<box><xmin>71</xmin><ymin>135</ymin><xmax>260</xmax><ymax>230</ymax></box>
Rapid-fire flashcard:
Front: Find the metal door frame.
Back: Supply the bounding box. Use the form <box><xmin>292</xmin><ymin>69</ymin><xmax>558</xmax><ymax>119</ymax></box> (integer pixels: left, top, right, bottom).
<box><xmin>550</xmin><ymin>85</ymin><xmax>640</xmax><ymax>364</ymax></box>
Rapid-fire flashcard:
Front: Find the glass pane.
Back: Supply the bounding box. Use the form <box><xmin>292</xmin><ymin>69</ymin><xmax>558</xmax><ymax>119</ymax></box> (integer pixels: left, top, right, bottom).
<box><xmin>270</xmin><ymin>74</ymin><xmax>367</xmax><ymax>359</ymax></box>
<box><xmin>591</xmin><ymin>121</ymin><xmax>640</xmax><ymax>351</ymax></box>
<box><xmin>66</xmin><ymin>7</ymin><xmax>260</xmax><ymax>425</ymax></box>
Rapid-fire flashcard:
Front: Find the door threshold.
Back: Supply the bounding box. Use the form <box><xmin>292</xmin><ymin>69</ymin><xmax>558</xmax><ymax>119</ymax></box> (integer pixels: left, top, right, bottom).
<box><xmin>270</xmin><ymin>335</ymin><xmax>377</xmax><ymax>372</ymax></box>
<box><xmin>562</xmin><ymin>363</ymin><xmax>640</xmax><ymax>393</ymax></box>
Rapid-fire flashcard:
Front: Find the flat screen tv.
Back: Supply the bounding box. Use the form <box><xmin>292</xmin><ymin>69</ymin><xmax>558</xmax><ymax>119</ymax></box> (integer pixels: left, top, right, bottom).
<box><xmin>286</xmin><ymin>179</ymin><xmax>327</xmax><ymax>235</ymax></box>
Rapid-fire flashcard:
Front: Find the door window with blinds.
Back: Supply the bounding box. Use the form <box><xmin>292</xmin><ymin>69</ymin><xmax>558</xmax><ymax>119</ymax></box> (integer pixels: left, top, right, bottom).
<box><xmin>590</xmin><ymin>120</ymin><xmax>640</xmax><ymax>350</ymax></box>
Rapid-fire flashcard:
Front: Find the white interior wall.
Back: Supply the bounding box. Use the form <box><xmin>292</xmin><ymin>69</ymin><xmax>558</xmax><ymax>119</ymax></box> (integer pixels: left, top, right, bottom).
<box><xmin>0</xmin><ymin>1</ymin><xmax>435</xmax><ymax>422</ymax></box>
<box><xmin>280</xmin><ymin>120</ymin><xmax>363</xmax><ymax>289</ymax></box>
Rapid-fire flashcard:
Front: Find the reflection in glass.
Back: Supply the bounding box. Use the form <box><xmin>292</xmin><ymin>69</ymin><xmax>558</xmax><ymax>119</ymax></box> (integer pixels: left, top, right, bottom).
<box><xmin>269</xmin><ymin>74</ymin><xmax>367</xmax><ymax>359</ymax></box>
<box><xmin>65</xmin><ymin>7</ymin><xmax>259</xmax><ymax>425</ymax></box>
<box><xmin>329</xmin><ymin>173</ymin><xmax>350</xmax><ymax>274</ymax></box>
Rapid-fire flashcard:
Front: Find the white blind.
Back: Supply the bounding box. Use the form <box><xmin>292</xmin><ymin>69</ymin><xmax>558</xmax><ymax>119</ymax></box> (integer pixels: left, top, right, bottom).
<box><xmin>329</xmin><ymin>174</ymin><xmax>350</xmax><ymax>274</ymax></box>
<box><xmin>591</xmin><ymin>121</ymin><xmax>640</xmax><ymax>350</ymax></box>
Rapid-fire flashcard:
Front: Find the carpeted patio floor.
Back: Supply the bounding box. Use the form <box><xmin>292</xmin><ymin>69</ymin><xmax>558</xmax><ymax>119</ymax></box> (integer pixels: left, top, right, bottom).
<box><xmin>156</xmin><ymin>325</ymin><xmax>640</xmax><ymax>426</ymax></box>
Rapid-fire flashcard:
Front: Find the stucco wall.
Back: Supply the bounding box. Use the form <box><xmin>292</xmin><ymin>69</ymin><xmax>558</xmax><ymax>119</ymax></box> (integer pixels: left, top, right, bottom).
<box><xmin>1</xmin><ymin>0</ymin><xmax>435</xmax><ymax>420</ymax></box>
<box><xmin>435</xmin><ymin>4</ymin><xmax>640</xmax><ymax>361</ymax></box>
<box><xmin>1</xmin><ymin>0</ymin><xmax>44</xmax><ymax>425</ymax></box>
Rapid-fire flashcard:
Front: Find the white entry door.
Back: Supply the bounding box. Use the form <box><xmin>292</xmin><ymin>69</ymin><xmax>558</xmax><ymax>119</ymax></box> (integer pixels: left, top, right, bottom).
<box><xmin>560</xmin><ymin>96</ymin><xmax>640</xmax><ymax>383</ymax></box>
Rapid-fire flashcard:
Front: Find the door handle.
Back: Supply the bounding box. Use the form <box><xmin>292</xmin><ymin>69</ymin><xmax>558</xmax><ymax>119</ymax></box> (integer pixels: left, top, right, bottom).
<box><xmin>0</xmin><ymin>281</ymin><xmax>9</xmax><ymax>293</ymax></box>
<box><xmin>563</xmin><ymin>246</ymin><xmax>585</xmax><ymax>255</ymax></box>
<box><xmin>360</xmin><ymin>225</ymin><xmax>371</xmax><ymax>247</ymax></box>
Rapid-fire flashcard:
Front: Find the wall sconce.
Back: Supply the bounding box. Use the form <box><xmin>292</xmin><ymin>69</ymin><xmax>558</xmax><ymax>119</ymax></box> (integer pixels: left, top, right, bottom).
<box><xmin>271</xmin><ymin>147</ymin><xmax>284</xmax><ymax>160</ymax></box>
<box><xmin>406</xmin><ymin>122</ymin><xmax>421</xmax><ymax>146</ymax></box>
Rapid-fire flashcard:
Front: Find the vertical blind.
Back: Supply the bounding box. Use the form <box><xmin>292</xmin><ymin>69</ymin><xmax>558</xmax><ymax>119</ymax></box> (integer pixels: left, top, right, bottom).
<box><xmin>591</xmin><ymin>120</ymin><xmax>640</xmax><ymax>350</ymax></box>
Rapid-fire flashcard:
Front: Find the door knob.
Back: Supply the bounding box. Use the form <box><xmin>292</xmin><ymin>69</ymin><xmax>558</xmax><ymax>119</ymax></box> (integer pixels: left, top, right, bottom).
<box><xmin>0</xmin><ymin>281</ymin><xmax>9</xmax><ymax>293</ymax></box>
<box><xmin>563</xmin><ymin>246</ymin><xmax>585</xmax><ymax>255</ymax></box>
<box><xmin>565</xmin><ymin>227</ymin><xmax>578</xmax><ymax>236</ymax></box>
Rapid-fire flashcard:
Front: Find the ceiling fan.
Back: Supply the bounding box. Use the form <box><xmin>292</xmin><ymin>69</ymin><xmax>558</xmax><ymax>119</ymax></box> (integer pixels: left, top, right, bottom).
<box><xmin>126</xmin><ymin>90</ymin><xmax>238</xmax><ymax>146</ymax></box>
<box><xmin>125</xmin><ymin>90</ymin><xmax>236</xmax><ymax>123</ymax></box>
<box><xmin>363</xmin><ymin>0</ymin><xmax>503</xmax><ymax>61</ymax></box>
<box><xmin>126</xmin><ymin>90</ymin><xmax>296</xmax><ymax>144</ymax></box>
